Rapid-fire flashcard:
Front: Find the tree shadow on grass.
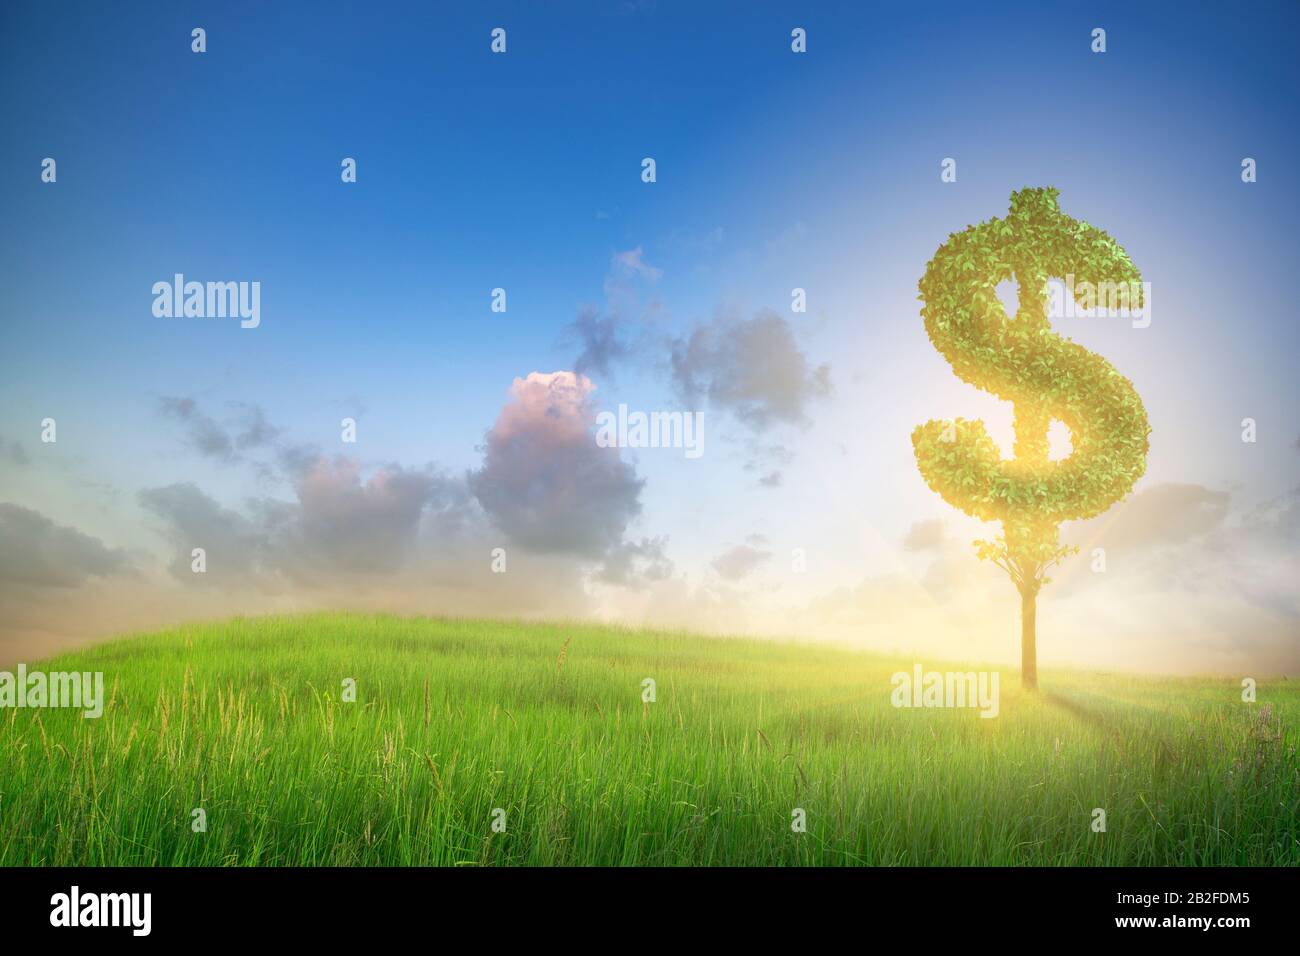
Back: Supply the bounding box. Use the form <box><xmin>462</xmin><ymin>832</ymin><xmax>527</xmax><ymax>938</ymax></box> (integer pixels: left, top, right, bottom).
<box><xmin>1042</xmin><ymin>691</ymin><xmax>1114</xmax><ymax>732</ymax></box>
<box><xmin>1042</xmin><ymin>690</ymin><xmax>1182</xmax><ymax>766</ymax></box>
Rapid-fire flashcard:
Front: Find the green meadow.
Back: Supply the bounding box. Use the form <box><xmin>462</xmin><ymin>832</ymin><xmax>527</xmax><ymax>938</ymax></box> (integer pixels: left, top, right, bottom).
<box><xmin>1</xmin><ymin>612</ymin><xmax>1295</xmax><ymax>866</ymax></box>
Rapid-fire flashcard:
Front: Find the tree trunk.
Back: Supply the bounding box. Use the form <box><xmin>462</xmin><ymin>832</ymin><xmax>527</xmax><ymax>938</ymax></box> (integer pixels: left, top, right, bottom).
<box><xmin>1020</xmin><ymin>586</ymin><xmax>1038</xmax><ymax>691</ymax></box>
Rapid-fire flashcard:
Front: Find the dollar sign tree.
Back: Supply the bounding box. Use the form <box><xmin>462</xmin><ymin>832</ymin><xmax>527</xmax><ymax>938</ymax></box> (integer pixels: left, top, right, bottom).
<box><xmin>912</xmin><ymin>188</ymin><xmax>1150</xmax><ymax>690</ymax></box>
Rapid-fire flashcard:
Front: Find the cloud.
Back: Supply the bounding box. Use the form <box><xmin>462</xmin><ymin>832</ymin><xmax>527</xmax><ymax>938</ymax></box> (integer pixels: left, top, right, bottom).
<box><xmin>670</xmin><ymin>309</ymin><xmax>831</xmax><ymax>429</ymax></box>
<box><xmin>902</xmin><ymin>519</ymin><xmax>946</xmax><ymax>552</ymax></box>
<box><xmin>469</xmin><ymin>371</ymin><xmax>645</xmax><ymax>557</ymax></box>
<box><xmin>159</xmin><ymin>397</ymin><xmax>234</xmax><ymax>461</ymax></box>
<box><xmin>610</xmin><ymin>246</ymin><xmax>662</xmax><ymax>283</ymax></box>
<box><xmin>0</xmin><ymin>434</ymin><xmax>29</xmax><ymax>467</ymax></box>
<box><xmin>284</xmin><ymin>458</ymin><xmax>456</xmax><ymax>576</ymax></box>
<box><xmin>956</xmin><ymin>481</ymin><xmax>1297</xmax><ymax>672</ymax></box>
<box><xmin>712</xmin><ymin>542</ymin><xmax>772</xmax><ymax>581</ymax></box>
<box><xmin>138</xmin><ymin>482</ymin><xmax>271</xmax><ymax>586</ymax></box>
<box><xmin>569</xmin><ymin>304</ymin><xmax>630</xmax><ymax>379</ymax></box>
<box><xmin>564</xmin><ymin>248</ymin><xmax>664</xmax><ymax>379</ymax></box>
<box><xmin>1243</xmin><ymin>484</ymin><xmax>1300</xmax><ymax>542</ymax></box>
<box><xmin>141</xmin><ymin>379</ymin><xmax>659</xmax><ymax>602</ymax></box>
<box><xmin>772</xmin><ymin>478</ymin><xmax>1300</xmax><ymax>677</ymax></box>
<box><xmin>595</xmin><ymin>536</ymin><xmax>673</xmax><ymax>586</ymax></box>
<box><xmin>138</xmin><ymin>456</ymin><xmax>474</xmax><ymax>588</ymax></box>
<box><xmin>4</xmin><ymin>468</ymin><xmax>590</xmax><ymax>664</ymax></box>
<box><xmin>232</xmin><ymin>403</ymin><xmax>280</xmax><ymax>450</ymax></box>
<box><xmin>743</xmin><ymin>441</ymin><xmax>795</xmax><ymax>488</ymax></box>
<box><xmin>277</xmin><ymin>441</ymin><xmax>325</xmax><ymax>479</ymax></box>
<box><xmin>51</xmin><ymin>388</ymin><xmax>613</xmax><ymax>660</ymax></box>
<box><xmin>1082</xmin><ymin>483</ymin><xmax>1229</xmax><ymax>552</ymax></box>
<box><xmin>159</xmin><ymin>397</ymin><xmax>279</xmax><ymax>464</ymax></box>
<box><xmin>0</xmin><ymin>504</ymin><xmax>131</xmax><ymax>587</ymax></box>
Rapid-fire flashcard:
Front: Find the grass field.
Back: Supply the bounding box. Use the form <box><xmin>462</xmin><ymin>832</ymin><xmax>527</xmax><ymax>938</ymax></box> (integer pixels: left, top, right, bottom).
<box><xmin>1</xmin><ymin>612</ymin><xmax>1296</xmax><ymax>866</ymax></box>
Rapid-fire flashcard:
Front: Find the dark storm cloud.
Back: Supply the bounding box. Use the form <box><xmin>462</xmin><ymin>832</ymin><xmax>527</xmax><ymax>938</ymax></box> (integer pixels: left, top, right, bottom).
<box><xmin>670</xmin><ymin>309</ymin><xmax>831</xmax><ymax>429</ymax></box>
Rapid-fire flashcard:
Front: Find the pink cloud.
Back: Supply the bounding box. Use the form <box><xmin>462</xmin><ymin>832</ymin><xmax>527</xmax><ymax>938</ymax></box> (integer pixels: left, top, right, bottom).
<box><xmin>470</xmin><ymin>370</ymin><xmax>644</xmax><ymax>556</ymax></box>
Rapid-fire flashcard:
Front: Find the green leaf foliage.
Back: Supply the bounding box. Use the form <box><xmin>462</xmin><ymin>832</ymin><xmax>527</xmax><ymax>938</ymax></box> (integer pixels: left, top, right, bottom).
<box><xmin>912</xmin><ymin>188</ymin><xmax>1150</xmax><ymax>587</ymax></box>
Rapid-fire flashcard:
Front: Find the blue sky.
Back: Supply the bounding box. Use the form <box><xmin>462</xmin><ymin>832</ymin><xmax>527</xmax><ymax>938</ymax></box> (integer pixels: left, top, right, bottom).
<box><xmin>2</xmin><ymin>1</ymin><xmax>1298</xmax><ymax>673</ymax></box>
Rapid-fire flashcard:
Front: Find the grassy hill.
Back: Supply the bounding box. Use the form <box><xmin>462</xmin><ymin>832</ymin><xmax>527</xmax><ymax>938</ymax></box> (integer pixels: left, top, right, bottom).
<box><xmin>1</xmin><ymin>613</ymin><xmax>1295</xmax><ymax>866</ymax></box>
